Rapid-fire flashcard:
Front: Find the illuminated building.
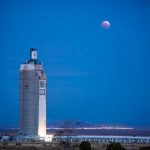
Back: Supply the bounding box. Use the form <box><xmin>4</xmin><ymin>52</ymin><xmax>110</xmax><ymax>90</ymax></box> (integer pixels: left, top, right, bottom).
<box><xmin>19</xmin><ymin>48</ymin><xmax>46</xmax><ymax>137</ymax></box>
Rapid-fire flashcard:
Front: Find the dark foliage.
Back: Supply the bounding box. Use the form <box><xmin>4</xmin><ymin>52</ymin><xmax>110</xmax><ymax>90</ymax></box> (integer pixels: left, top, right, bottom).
<box><xmin>29</xmin><ymin>146</ymin><xmax>39</xmax><ymax>150</ymax></box>
<box><xmin>3</xmin><ymin>142</ymin><xmax>8</xmax><ymax>146</ymax></box>
<box><xmin>60</xmin><ymin>141</ymin><xmax>67</xmax><ymax>145</ymax></box>
<box><xmin>140</xmin><ymin>147</ymin><xmax>150</xmax><ymax>150</ymax></box>
<box><xmin>16</xmin><ymin>142</ymin><xmax>22</xmax><ymax>146</ymax></box>
<box><xmin>43</xmin><ymin>142</ymin><xmax>46</xmax><ymax>147</ymax></box>
<box><xmin>79</xmin><ymin>141</ymin><xmax>91</xmax><ymax>150</ymax></box>
<box><xmin>106</xmin><ymin>142</ymin><xmax>126</xmax><ymax>150</ymax></box>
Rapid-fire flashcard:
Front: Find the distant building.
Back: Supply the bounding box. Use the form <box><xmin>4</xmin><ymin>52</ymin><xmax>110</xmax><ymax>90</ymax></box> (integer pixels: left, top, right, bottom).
<box><xmin>19</xmin><ymin>48</ymin><xmax>46</xmax><ymax>137</ymax></box>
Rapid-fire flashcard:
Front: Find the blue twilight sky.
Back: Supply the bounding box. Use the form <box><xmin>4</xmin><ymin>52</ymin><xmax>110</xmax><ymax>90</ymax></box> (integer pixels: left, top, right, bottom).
<box><xmin>0</xmin><ymin>0</ymin><xmax>150</xmax><ymax>128</ymax></box>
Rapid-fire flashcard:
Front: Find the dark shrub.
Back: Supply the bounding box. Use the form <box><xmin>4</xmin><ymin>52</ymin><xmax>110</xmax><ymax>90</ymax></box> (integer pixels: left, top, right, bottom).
<box><xmin>60</xmin><ymin>141</ymin><xmax>67</xmax><ymax>145</ymax></box>
<box><xmin>102</xmin><ymin>144</ymin><xmax>106</xmax><ymax>148</ymax></box>
<box><xmin>3</xmin><ymin>142</ymin><xmax>8</xmax><ymax>146</ymax></box>
<box><xmin>16</xmin><ymin>142</ymin><xmax>22</xmax><ymax>146</ymax></box>
<box><xmin>106</xmin><ymin>142</ymin><xmax>126</xmax><ymax>150</ymax></box>
<box><xmin>74</xmin><ymin>144</ymin><xmax>79</xmax><ymax>147</ymax></box>
<box><xmin>140</xmin><ymin>147</ymin><xmax>150</xmax><ymax>150</ymax></box>
<box><xmin>43</xmin><ymin>142</ymin><xmax>46</xmax><ymax>147</ymax></box>
<box><xmin>79</xmin><ymin>141</ymin><xmax>91</xmax><ymax>150</ymax></box>
<box><xmin>30</xmin><ymin>146</ymin><xmax>39</xmax><ymax>150</ymax></box>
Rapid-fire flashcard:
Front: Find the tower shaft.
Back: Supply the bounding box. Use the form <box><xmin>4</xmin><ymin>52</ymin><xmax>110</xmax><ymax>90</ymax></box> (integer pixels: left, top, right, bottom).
<box><xmin>19</xmin><ymin>49</ymin><xmax>46</xmax><ymax>136</ymax></box>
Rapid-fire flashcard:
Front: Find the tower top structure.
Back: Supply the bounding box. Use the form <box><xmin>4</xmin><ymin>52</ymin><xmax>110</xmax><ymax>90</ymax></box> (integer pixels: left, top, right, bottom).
<box><xmin>28</xmin><ymin>48</ymin><xmax>40</xmax><ymax>64</ymax></box>
<box><xmin>30</xmin><ymin>48</ymin><xmax>37</xmax><ymax>60</ymax></box>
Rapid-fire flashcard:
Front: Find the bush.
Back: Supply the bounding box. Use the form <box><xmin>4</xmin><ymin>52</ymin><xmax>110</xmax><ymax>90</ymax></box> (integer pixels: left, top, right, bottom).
<box><xmin>79</xmin><ymin>141</ymin><xmax>91</xmax><ymax>150</ymax></box>
<box><xmin>43</xmin><ymin>142</ymin><xmax>46</xmax><ymax>147</ymax></box>
<box><xmin>102</xmin><ymin>144</ymin><xmax>106</xmax><ymax>148</ymax></box>
<box><xmin>30</xmin><ymin>146</ymin><xmax>39</xmax><ymax>150</ymax></box>
<box><xmin>106</xmin><ymin>142</ymin><xmax>126</xmax><ymax>150</ymax></box>
<box><xmin>3</xmin><ymin>142</ymin><xmax>8</xmax><ymax>146</ymax></box>
<box><xmin>73</xmin><ymin>144</ymin><xmax>79</xmax><ymax>147</ymax></box>
<box><xmin>60</xmin><ymin>141</ymin><xmax>67</xmax><ymax>145</ymax></box>
<box><xmin>140</xmin><ymin>147</ymin><xmax>150</xmax><ymax>150</ymax></box>
<box><xmin>16</xmin><ymin>142</ymin><xmax>22</xmax><ymax>146</ymax></box>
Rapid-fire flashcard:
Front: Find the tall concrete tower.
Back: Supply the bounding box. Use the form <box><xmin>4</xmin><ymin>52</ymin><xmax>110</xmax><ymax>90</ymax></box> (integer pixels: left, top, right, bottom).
<box><xmin>19</xmin><ymin>48</ymin><xmax>46</xmax><ymax>137</ymax></box>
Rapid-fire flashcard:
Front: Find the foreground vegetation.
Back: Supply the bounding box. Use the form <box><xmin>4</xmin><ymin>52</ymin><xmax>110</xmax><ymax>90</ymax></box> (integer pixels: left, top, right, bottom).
<box><xmin>0</xmin><ymin>141</ymin><xmax>150</xmax><ymax>150</ymax></box>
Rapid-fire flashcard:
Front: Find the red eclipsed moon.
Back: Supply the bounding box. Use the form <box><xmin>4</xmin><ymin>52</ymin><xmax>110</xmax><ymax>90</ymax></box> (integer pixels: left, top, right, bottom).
<box><xmin>101</xmin><ymin>21</ymin><xmax>110</xmax><ymax>29</ymax></box>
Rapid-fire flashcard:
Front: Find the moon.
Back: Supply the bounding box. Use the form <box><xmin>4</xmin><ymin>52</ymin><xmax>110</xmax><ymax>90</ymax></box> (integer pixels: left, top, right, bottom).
<box><xmin>101</xmin><ymin>21</ymin><xmax>110</xmax><ymax>29</ymax></box>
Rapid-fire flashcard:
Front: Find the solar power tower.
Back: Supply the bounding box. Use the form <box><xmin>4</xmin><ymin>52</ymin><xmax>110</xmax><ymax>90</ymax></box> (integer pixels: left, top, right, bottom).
<box><xmin>19</xmin><ymin>48</ymin><xmax>46</xmax><ymax>137</ymax></box>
